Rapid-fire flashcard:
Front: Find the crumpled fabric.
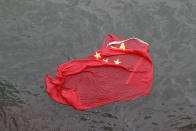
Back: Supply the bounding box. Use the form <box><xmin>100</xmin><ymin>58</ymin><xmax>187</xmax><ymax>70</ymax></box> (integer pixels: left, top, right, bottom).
<box><xmin>46</xmin><ymin>34</ymin><xmax>153</xmax><ymax>110</ymax></box>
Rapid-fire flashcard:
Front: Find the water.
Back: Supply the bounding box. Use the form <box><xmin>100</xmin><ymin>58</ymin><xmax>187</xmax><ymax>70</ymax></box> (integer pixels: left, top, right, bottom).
<box><xmin>0</xmin><ymin>0</ymin><xmax>196</xmax><ymax>130</ymax></box>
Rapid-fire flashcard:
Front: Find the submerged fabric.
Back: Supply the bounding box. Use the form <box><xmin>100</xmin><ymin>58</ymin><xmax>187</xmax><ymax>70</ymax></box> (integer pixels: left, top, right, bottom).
<box><xmin>46</xmin><ymin>34</ymin><xmax>153</xmax><ymax>110</ymax></box>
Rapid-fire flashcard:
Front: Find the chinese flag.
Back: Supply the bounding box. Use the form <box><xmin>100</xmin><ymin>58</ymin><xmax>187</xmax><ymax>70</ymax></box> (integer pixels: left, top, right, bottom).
<box><xmin>46</xmin><ymin>34</ymin><xmax>153</xmax><ymax>110</ymax></box>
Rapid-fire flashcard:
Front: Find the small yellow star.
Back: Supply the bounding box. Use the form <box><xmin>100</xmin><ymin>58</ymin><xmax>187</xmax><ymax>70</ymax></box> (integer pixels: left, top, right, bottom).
<box><xmin>114</xmin><ymin>59</ymin><xmax>121</xmax><ymax>64</ymax></box>
<box><xmin>103</xmin><ymin>58</ymin><xmax>108</xmax><ymax>62</ymax></box>
<box><xmin>111</xmin><ymin>46</ymin><xmax>117</xmax><ymax>49</ymax></box>
<box><xmin>94</xmin><ymin>52</ymin><xmax>101</xmax><ymax>59</ymax></box>
<box><xmin>119</xmin><ymin>42</ymin><xmax>125</xmax><ymax>50</ymax></box>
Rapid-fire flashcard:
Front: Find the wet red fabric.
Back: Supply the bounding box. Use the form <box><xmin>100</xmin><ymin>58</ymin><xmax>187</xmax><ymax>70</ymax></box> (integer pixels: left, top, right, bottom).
<box><xmin>46</xmin><ymin>34</ymin><xmax>153</xmax><ymax>110</ymax></box>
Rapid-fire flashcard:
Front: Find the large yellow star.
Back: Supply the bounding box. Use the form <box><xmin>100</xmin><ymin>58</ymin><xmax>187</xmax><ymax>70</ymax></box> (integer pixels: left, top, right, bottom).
<box><xmin>94</xmin><ymin>52</ymin><xmax>101</xmax><ymax>59</ymax></box>
<box><xmin>103</xmin><ymin>58</ymin><xmax>108</xmax><ymax>62</ymax></box>
<box><xmin>119</xmin><ymin>42</ymin><xmax>125</xmax><ymax>50</ymax></box>
<box><xmin>114</xmin><ymin>59</ymin><xmax>121</xmax><ymax>64</ymax></box>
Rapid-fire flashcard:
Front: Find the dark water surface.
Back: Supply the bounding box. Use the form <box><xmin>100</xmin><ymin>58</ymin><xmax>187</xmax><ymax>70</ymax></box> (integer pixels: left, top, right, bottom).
<box><xmin>1</xmin><ymin>0</ymin><xmax>196</xmax><ymax>130</ymax></box>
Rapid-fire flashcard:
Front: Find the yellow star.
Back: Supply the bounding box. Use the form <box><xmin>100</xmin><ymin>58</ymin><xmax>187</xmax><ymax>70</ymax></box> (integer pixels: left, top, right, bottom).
<box><xmin>94</xmin><ymin>52</ymin><xmax>101</xmax><ymax>59</ymax></box>
<box><xmin>111</xmin><ymin>46</ymin><xmax>117</xmax><ymax>49</ymax></box>
<box><xmin>119</xmin><ymin>42</ymin><xmax>125</xmax><ymax>50</ymax></box>
<box><xmin>103</xmin><ymin>58</ymin><xmax>108</xmax><ymax>62</ymax></box>
<box><xmin>114</xmin><ymin>59</ymin><xmax>121</xmax><ymax>64</ymax></box>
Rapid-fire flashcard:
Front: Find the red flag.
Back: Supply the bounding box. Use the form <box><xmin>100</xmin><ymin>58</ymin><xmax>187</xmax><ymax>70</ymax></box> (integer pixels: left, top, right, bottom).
<box><xmin>46</xmin><ymin>34</ymin><xmax>153</xmax><ymax>110</ymax></box>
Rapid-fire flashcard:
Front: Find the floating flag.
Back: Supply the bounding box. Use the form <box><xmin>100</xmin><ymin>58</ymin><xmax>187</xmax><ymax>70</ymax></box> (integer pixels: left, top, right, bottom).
<box><xmin>46</xmin><ymin>34</ymin><xmax>153</xmax><ymax>110</ymax></box>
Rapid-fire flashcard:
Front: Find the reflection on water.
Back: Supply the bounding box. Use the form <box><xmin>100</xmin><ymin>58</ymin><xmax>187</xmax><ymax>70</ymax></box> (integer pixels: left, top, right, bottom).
<box><xmin>0</xmin><ymin>79</ymin><xmax>23</xmax><ymax>107</ymax></box>
<box><xmin>0</xmin><ymin>0</ymin><xmax>196</xmax><ymax>130</ymax></box>
<box><xmin>0</xmin><ymin>79</ymin><xmax>23</xmax><ymax>130</ymax></box>
<box><xmin>178</xmin><ymin>123</ymin><xmax>196</xmax><ymax>131</ymax></box>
